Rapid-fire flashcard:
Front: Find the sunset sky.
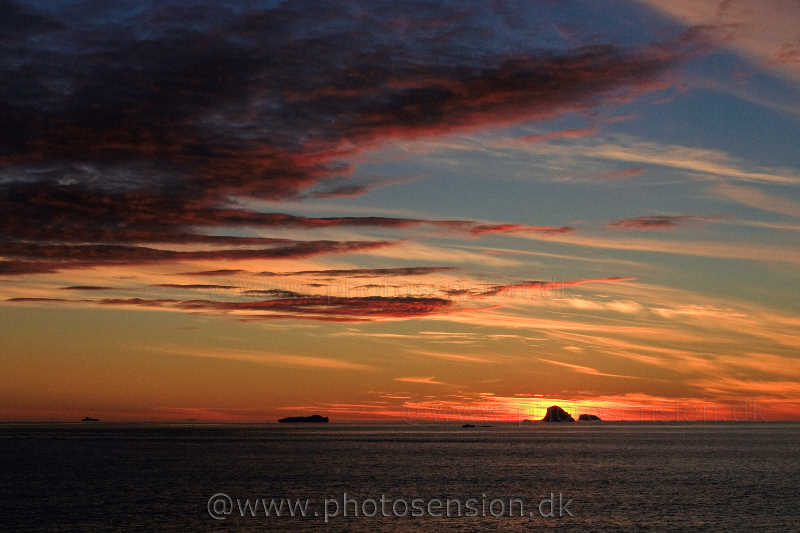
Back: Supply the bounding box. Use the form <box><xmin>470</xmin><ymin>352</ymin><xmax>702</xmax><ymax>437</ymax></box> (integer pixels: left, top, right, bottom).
<box><xmin>2</xmin><ymin>0</ymin><xmax>799</xmax><ymax>421</ymax></box>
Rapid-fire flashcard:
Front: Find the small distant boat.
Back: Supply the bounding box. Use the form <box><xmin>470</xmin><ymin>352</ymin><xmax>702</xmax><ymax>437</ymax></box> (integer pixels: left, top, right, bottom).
<box><xmin>462</xmin><ymin>423</ymin><xmax>476</xmax><ymax>428</ymax></box>
<box><xmin>81</xmin><ymin>416</ymin><xmax>100</xmax><ymax>422</ymax></box>
<box><xmin>278</xmin><ymin>414</ymin><xmax>328</xmax><ymax>423</ymax></box>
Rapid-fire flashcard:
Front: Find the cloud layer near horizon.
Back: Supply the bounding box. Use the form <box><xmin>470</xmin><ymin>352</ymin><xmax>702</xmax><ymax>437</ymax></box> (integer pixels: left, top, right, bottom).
<box><xmin>5</xmin><ymin>276</ymin><xmax>636</xmax><ymax>322</ymax></box>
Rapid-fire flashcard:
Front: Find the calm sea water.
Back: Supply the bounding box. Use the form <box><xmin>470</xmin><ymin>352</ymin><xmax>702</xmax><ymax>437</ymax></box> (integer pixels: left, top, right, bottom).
<box><xmin>2</xmin><ymin>422</ymin><xmax>799</xmax><ymax>531</ymax></box>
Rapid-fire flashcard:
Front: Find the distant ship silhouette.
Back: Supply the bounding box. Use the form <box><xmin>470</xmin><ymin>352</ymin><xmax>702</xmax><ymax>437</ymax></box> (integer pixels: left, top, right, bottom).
<box><xmin>81</xmin><ymin>416</ymin><xmax>99</xmax><ymax>422</ymax></box>
<box><xmin>278</xmin><ymin>414</ymin><xmax>328</xmax><ymax>423</ymax></box>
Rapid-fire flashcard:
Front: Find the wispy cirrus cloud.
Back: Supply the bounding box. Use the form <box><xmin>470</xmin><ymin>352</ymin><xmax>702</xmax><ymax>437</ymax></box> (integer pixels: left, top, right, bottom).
<box><xmin>590</xmin><ymin>167</ymin><xmax>647</xmax><ymax>181</ymax></box>
<box><xmin>538</xmin><ymin>357</ymin><xmax>640</xmax><ymax>379</ymax></box>
<box><xmin>636</xmin><ymin>0</ymin><xmax>800</xmax><ymax>80</ymax></box>
<box><xmin>394</xmin><ymin>376</ymin><xmax>447</xmax><ymax>385</ymax></box>
<box><xmin>483</xmin><ymin>229</ymin><xmax>800</xmax><ymax>264</ymax></box>
<box><xmin>519</xmin><ymin>128</ymin><xmax>598</xmax><ymax>143</ymax></box>
<box><xmin>490</xmin><ymin>134</ymin><xmax>800</xmax><ymax>185</ymax></box>
<box><xmin>587</xmin><ymin>139</ymin><xmax>800</xmax><ymax>185</ymax></box>
<box><xmin>411</xmin><ymin>350</ymin><xmax>494</xmax><ymax>364</ymax></box>
<box><xmin>712</xmin><ymin>183</ymin><xmax>800</xmax><ymax>217</ymax></box>
<box><xmin>150</xmin><ymin>346</ymin><xmax>372</xmax><ymax>371</ymax></box>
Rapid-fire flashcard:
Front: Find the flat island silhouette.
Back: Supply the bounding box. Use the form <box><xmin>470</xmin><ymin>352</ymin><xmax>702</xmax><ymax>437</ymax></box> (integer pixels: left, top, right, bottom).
<box><xmin>278</xmin><ymin>414</ymin><xmax>329</xmax><ymax>423</ymax></box>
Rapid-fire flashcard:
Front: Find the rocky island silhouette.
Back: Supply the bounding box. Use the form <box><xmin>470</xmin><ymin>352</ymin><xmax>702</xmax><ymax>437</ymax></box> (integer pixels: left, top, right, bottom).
<box><xmin>541</xmin><ymin>405</ymin><xmax>575</xmax><ymax>422</ymax></box>
<box><xmin>520</xmin><ymin>406</ymin><xmax>602</xmax><ymax>423</ymax></box>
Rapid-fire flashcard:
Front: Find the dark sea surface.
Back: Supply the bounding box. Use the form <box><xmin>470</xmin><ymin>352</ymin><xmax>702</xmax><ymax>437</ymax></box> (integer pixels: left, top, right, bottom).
<box><xmin>2</xmin><ymin>422</ymin><xmax>799</xmax><ymax>532</ymax></box>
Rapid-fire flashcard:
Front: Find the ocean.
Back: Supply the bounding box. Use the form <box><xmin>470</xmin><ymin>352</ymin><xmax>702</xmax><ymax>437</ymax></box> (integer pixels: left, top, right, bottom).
<box><xmin>2</xmin><ymin>422</ymin><xmax>799</xmax><ymax>531</ymax></box>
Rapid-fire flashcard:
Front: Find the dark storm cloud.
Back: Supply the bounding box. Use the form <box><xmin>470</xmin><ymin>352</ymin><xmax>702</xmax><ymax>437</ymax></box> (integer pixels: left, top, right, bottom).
<box><xmin>0</xmin><ymin>0</ymin><xmax>695</xmax><ymax>274</ymax></box>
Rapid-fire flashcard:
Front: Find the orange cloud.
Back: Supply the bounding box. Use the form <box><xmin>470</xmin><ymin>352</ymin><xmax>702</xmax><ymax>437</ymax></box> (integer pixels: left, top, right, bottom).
<box><xmin>394</xmin><ymin>376</ymin><xmax>447</xmax><ymax>385</ymax></box>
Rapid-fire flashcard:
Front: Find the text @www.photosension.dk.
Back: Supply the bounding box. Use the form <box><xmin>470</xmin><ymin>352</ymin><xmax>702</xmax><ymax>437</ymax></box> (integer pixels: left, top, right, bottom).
<box><xmin>207</xmin><ymin>492</ymin><xmax>575</xmax><ymax>522</ymax></box>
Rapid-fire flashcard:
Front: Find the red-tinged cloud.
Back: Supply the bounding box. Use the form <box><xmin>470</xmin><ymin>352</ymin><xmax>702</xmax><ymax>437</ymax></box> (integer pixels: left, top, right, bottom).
<box><xmin>177</xmin><ymin>266</ymin><xmax>457</xmax><ymax>280</ymax></box>
<box><xmin>0</xmin><ymin>181</ymin><xmax>573</xmax><ymax>248</ymax></box>
<box><xmin>304</xmin><ymin>175</ymin><xmax>420</xmax><ymax>199</ymax></box>
<box><xmin>236</xmin><ymin>314</ymin><xmax>370</xmax><ymax>323</ymax></box>
<box><xmin>308</xmin><ymin>184</ymin><xmax>374</xmax><ymax>199</ymax></box>
<box><xmin>343</xmin><ymin>45</ymin><xmax>691</xmax><ymax>148</ymax></box>
<box><xmin>608</xmin><ymin>215</ymin><xmax>703</xmax><ymax>230</ymax></box>
<box><xmin>179</xmin><ymin>269</ymin><xmax>247</xmax><ymax>277</ymax></box>
<box><xmin>258</xmin><ymin>266</ymin><xmax>458</xmax><ymax>278</ymax></box>
<box><xmin>97</xmin><ymin>298</ymin><xmax>179</xmax><ymax>307</ymax></box>
<box><xmin>469</xmin><ymin>224</ymin><xmax>575</xmax><ymax>236</ymax></box>
<box><xmin>6</xmin><ymin>274</ymin><xmax>638</xmax><ymax>321</ymax></box>
<box><xmin>0</xmin><ymin>1</ymin><xmax>696</xmax><ymax>280</ymax></box>
<box><xmin>482</xmin><ymin>276</ymin><xmax>635</xmax><ymax>296</ymax></box>
<box><xmin>7</xmin><ymin>297</ymin><xmax>70</xmax><ymax>303</ymax></box>
<box><xmin>154</xmin><ymin>284</ymin><xmax>238</xmax><ymax>290</ymax></box>
<box><xmin>0</xmin><ymin>261</ymin><xmax>60</xmax><ymax>275</ymax></box>
<box><xmin>60</xmin><ymin>286</ymin><xmax>115</xmax><ymax>291</ymax></box>
<box><xmin>0</xmin><ymin>240</ymin><xmax>394</xmax><ymax>275</ymax></box>
<box><xmin>0</xmin><ymin>241</ymin><xmax>393</xmax><ymax>262</ymax></box>
<box><xmin>7</xmin><ymin>294</ymin><xmax>455</xmax><ymax>322</ymax></box>
<box><xmin>176</xmin><ymin>296</ymin><xmax>454</xmax><ymax>319</ymax></box>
